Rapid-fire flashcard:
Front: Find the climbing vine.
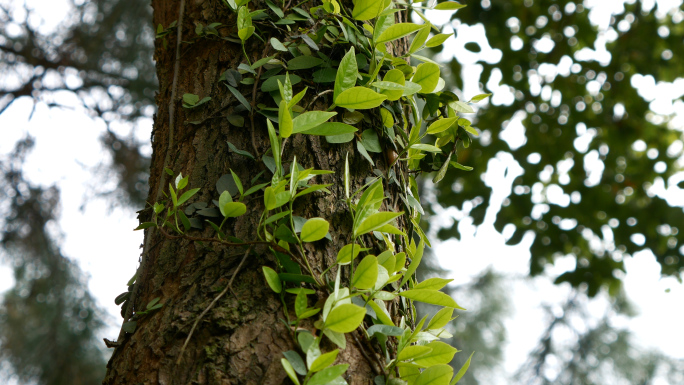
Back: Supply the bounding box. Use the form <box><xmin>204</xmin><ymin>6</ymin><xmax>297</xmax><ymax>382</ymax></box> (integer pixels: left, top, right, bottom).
<box><xmin>121</xmin><ymin>0</ymin><xmax>491</xmax><ymax>383</ymax></box>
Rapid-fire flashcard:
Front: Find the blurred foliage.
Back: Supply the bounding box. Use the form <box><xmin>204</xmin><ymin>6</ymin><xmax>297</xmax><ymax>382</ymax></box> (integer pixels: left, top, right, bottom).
<box><xmin>0</xmin><ymin>137</ymin><xmax>106</xmax><ymax>385</ymax></box>
<box><xmin>431</xmin><ymin>0</ymin><xmax>684</xmax><ymax>296</ymax></box>
<box><xmin>0</xmin><ymin>0</ymin><xmax>155</xmax><ymax>207</ymax></box>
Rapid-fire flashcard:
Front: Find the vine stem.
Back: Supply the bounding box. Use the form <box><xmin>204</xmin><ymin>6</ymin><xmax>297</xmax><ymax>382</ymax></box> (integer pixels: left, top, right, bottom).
<box><xmin>176</xmin><ymin>246</ymin><xmax>253</xmax><ymax>365</ymax></box>
<box><xmin>113</xmin><ymin>0</ymin><xmax>186</xmax><ymax>347</ymax></box>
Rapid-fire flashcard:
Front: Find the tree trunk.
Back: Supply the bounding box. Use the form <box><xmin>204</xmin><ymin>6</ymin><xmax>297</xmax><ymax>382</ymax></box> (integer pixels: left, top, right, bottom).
<box><xmin>104</xmin><ymin>1</ymin><xmax>410</xmax><ymax>384</ymax></box>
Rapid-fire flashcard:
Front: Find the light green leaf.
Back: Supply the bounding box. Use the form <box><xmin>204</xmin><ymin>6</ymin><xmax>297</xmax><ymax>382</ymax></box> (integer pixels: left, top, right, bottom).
<box><xmin>372</xmin><ymin>81</ymin><xmax>406</xmax><ymax>91</ymax></box>
<box><xmin>361</xmin><ymin>130</ymin><xmax>382</xmax><ymax>153</ymax></box>
<box><xmin>134</xmin><ymin>222</ymin><xmax>157</xmax><ymax>231</ymax></box>
<box><xmin>403</xmin><ymin>81</ymin><xmax>423</xmax><ymax>96</ymax></box>
<box><xmin>177</xmin><ymin>188</ymin><xmax>200</xmax><ymax>206</ymax></box>
<box><xmin>264</xmin><ymin>210</ymin><xmax>291</xmax><ymax>225</ymax></box>
<box><xmin>279</xmin><ymin>101</ymin><xmax>293</xmax><ymax>138</ymax></box>
<box><xmin>416</xmin><ymin>364</ymin><xmax>453</xmax><ymax>385</ymax></box>
<box><xmin>434</xmin><ymin>2</ymin><xmax>466</xmax><ymax>10</ymax></box>
<box><xmin>310</xmin><ymin>349</ymin><xmax>339</xmax><ymax>372</ymax></box>
<box><xmin>264</xmin><ymin>186</ymin><xmax>276</xmax><ymax>210</ymax></box>
<box><xmin>367</xmin><ymin>298</ymin><xmax>394</xmax><ymax>326</ymax></box>
<box><xmin>469</xmin><ymin>93</ymin><xmax>492</xmax><ymax>102</ymax></box>
<box><xmin>281</xmin><ymin>359</ymin><xmax>301</xmax><ymax>385</ymax></box>
<box><xmin>379</xmin><ymin>69</ymin><xmax>406</xmax><ymax>101</ymax></box>
<box><xmin>411</xmin><ymin>143</ymin><xmax>442</xmax><ymax>153</ymax></box>
<box><xmin>300</xmin><ymin>217</ymin><xmax>329</xmax><ymax>242</ymax></box>
<box><xmin>262</xmin><ymin>266</ymin><xmax>282</xmax><ymax>293</ymax></box>
<box><xmin>450</xmin><ymin>352</ymin><xmax>474</xmax><ymax>384</ymax></box>
<box><xmin>334</xmin><ymin>47</ymin><xmax>358</xmax><ymax>102</ymax></box>
<box><xmin>397</xmin><ymin>345</ymin><xmax>433</xmax><ymax>362</ymax></box>
<box><xmin>176</xmin><ymin>174</ymin><xmax>188</xmax><ymax>189</ymax></box>
<box><xmin>400</xmin><ymin>239</ymin><xmax>424</xmax><ymax>287</ymax></box>
<box><xmin>412</xmin><ymin>62</ymin><xmax>440</xmax><ymax>93</ymax></box>
<box><xmin>335</xmin><ymin>87</ymin><xmax>387</xmax><ymax>109</ymax></box>
<box><xmin>427</xmin><ymin>118</ymin><xmax>458</xmax><ymax>135</ymax></box>
<box><xmin>427</xmin><ymin>308</ymin><xmax>454</xmax><ymax>330</ymax></box>
<box><xmin>323</xmin><ymin>329</ymin><xmax>346</xmax><ymax>349</ymax></box>
<box><xmin>230</xmin><ymin>169</ymin><xmax>243</xmax><ymax>195</ymax></box>
<box><xmin>376</xmin><ymin>23</ymin><xmax>424</xmax><ymax>44</ymax></box>
<box><xmin>344</xmin><ymin>152</ymin><xmax>350</xmax><ymax>199</ymax></box>
<box><xmin>355</xmin><ymin>211</ymin><xmax>403</xmax><ymax>237</ymax></box>
<box><xmin>414</xmin><ymin>341</ymin><xmax>459</xmax><ymax>367</ymax></box>
<box><xmin>399</xmin><ymin>289</ymin><xmax>464</xmax><ymax>309</ymax></box>
<box><xmin>450</xmin><ymin>161</ymin><xmax>473</xmax><ymax>171</ymax></box>
<box><xmin>351</xmin><ymin>0</ymin><xmax>383</xmax><ymax>21</ymax></box>
<box><xmin>308</xmin><ymin>364</ymin><xmax>349</xmax><ymax>385</ymax></box>
<box><xmin>380</xmin><ymin>108</ymin><xmax>394</xmax><ymax>128</ymax></box>
<box><xmin>367</xmin><ymin>325</ymin><xmax>404</xmax><ymax>338</ymax></box>
<box><xmin>426</xmin><ymin>33</ymin><xmax>453</xmax><ymax>48</ymax></box>
<box><xmin>297</xmin><ymin>122</ymin><xmax>357</xmax><ymax>136</ymax></box>
<box><xmin>291</xmin><ymin>111</ymin><xmax>337</xmax><ymax>134</ymax></box>
<box><xmin>337</xmin><ymin>243</ymin><xmax>367</xmax><ymax>265</ymax></box>
<box><xmin>267</xmin><ymin>120</ymin><xmax>281</xmax><ymax>175</ymax></box>
<box><xmin>270</xmin><ymin>37</ymin><xmax>288</xmax><ymax>51</ymax></box>
<box><xmin>238</xmin><ymin>26</ymin><xmax>254</xmax><ymax>41</ymax></box>
<box><xmin>352</xmin><ymin>255</ymin><xmax>379</xmax><ymax>290</ymax></box>
<box><xmin>325</xmin><ymin>304</ymin><xmax>366</xmax><ymax>333</ymax></box>
<box><xmin>414</xmin><ymin>277</ymin><xmax>453</xmax><ymax>291</ymax></box>
<box><xmin>222</xmin><ymin>201</ymin><xmax>247</xmax><ymax>218</ymax></box>
<box><xmin>409</xmin><ymin>24</ymin><xmax>431</xmax><ymax>54</ymax></box>
<box><xmin>449</xmin><ymin>101</ymin><xmax>475</xmax><ymax>113</ymax></box>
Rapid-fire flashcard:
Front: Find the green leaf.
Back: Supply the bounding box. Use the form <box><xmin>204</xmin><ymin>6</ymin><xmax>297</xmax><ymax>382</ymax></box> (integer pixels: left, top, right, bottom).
<box><xmin>361</xmin><ymin>130</ymin><xmax>382</xmax><ymax>153</ymax></box>
<box><xmin>334</xmin><ymin>47</ymin><xmax>358</xmax><ymax>102</ymax></box>
<box><xmin>308</xmin><ymin>364</ymin><xmax>349</xmax><ymax>385</ymax></box>
<box><xmin>298</xmin><ymin>122</ymin><xmax>357</xmax><ymax>136</ymax></box>
<box><xmin>356</xmin><ymin>141</ymin><xmax>374</xmax><ymax>166</ymax></box>
<box><xmin>434</xmin><ymin>2</ymin><xmax>466</xmax><ymax>10</ymax></box>
<box><xmin>291</xmin><ymin>111</ymin><xmax>338</xmax><ymax>134</ymax></box>
<box><xmin>367</xmin><ymin>325</ymin><xmax>405</xmax><ymax>338</ymax></box>
<box><xmin>376</xmin><ymin>23</ymin><xmax>424</xmax><ymax>44</ymax></box>
<box><xmin>416</xmin><ymin>364</ymin><xmax>453</xmax><ymax>385</ymax></box>
<box><xmin>134</xmin><ymin>222</ymin><xmax>157</xmax><ymax>231</ymax></box>
<box><xmin>414</xmin><ymin>277</ymin><xmax>453</xmax><ymax>291</ymax></box>
<box><xmin>287</xmin><ymin>55</ymin><xmax>324</xmax><ymax>70</ymax></box>
<box><xmin>264</xmin><ymin>210</ymin><xmax>291</xmax><ymax>225</ymax></box>
<box><xmin>230</xmin><ymin>169</ymin><xmax>243</xmax><ymax>195</ymax></box>
<box><xmin>450</xmin><ymin>352</ymin><xmax>474</xmax><ymax>384</ymax></box>
<box><xmin>427</xmin><ymin>118</ymin><xmax>458</xmax><ymax>135</ymax></box>
<box><xmin>310</xmin><ymin>349</ymin><xmax>339</xmax><ymax>372</ymax></box>
<box><xmin>344</xmin><ymin>153</ymin><xmax>350</xmax><ymax>199</ymax></box>
<box><xmin>238</xmin><ymin>26</ymin><xmax>254</xmax><ymax>41</ymax></box>
<box><xmin>270</xmin><ymin>37</ymin><xmax>288</xmax><ymax>51</ymax></box>
<box><xmin>226</xmin><ymin>85</ymin><xmax>251</xmax><ymax>111</ymax></box>
<box><xmin>221</xmin><ymin>202</ymin><xmax>247</xmax><ymax>218</ymax></box>
<box><xmin>411</xmin><ymin>143</ymin><xmax>442</xmax><ymax>153</ymax></box>
<box><xmin>379</xmin><ymin>69</ymin><xmax>406</xmax><ymax>101</ymax></box>
<box><xmin>403</xmin><ymin>81</ymin><xmax>423</xmax><ymax>96</ymax></box>
<box><xmin>325</xmin><ymin>304</ymin><xmax>366</xmax><ymax>333</ymax></box>
<box><xmin>295</xmin><ymin>290</ymin><xmax>307</xmax><ymax>317</ymax></box>
<box><xmin>323</xmin><ymin>329</ymin><xmax>346</xmax><ymax>349</ymax></box>
<box><xmin>279</xmin><ymin>101</ymin><xmax>293</xmax><ymax>138</ymax></box>
<box><xmin>281</xmin><ymin>359</ymin><xmax>301</xmax><ymax>385</ymax></box>
<box><xmin>295</xmin><ymin>184</ymin><xmax>333</xmax><ymax>199</ymax></box>
<box><xmin>352</xmin><ymin>255</ymin><xmax>379</xmax><ymax>290</ymax></box>
<box><xmin>401</xmin><ymin>239</ymin><xmax>424</xmax><ymax>287</ymax></box>
<box><xmin>450</xmin><ymin>161</ymin><xmax>473</xmax><ymax>171</ymax></box>
<box><xmin>351</xmin><ymin>0</ymin><xmax>383</xmax><ymax>21</ymax></box>
<box><xmin>367</xmin><ymin>298</ymin><xmax>394</xmax><ymax>326</ymax></box>
<box><xmin>261</xmin><ymin>74</ymin><xmax>302</xmax><ymax>92</ymax></box>
<box><xmin>176</xmin><ymin>174</ymin><xmax>188</xmax><ymax>190</ymax></box>
<box><xmin>412</xmin><ymin>62</ymin><xmax>440</xmax><ymax>93</ymax></box>
<box><xmin>449</xmin><ymin>101</ymin><xmax>475</xmax><ymax>113</ymax></box>
<box><xmin>426</xmin><ymin>33</ymin><xmax>453</xmax><ymax>48</ymax></box>
<box><xmin>335</xmin><ymin>87</ymin><xmax>387</xmax><ymax>109</ymax></box>
<box><xmin>279</xmin><ymin>273</ymin><xmax>317</xmax><ymax>284</ymax></box>
<box><xmin>267</xmin><ymin>120</ymin><xmax>281</xmax><ymax>175</ymax></box>
<box><xmin>397</xmin><ymin>345</ymin><xmax>433</xmax><ymax>362</ymax></box>
<box><xmin>227</xmin><ymin>141</ymin><xmax>255</xmax><ymax>159</ymax></box>
<box><xmin>414</xmin><ymin>341</ymin><xmax>459</xmax><ymax>367</ymax></box>
<box><xmin>355</xmin><ymin>212</ymin><xmax>403</xmax><ymax>237</ymax></box>
<box><xmin>399</xmin><ymin>289</ymin><xmax>464</xmax><ymax>309</ymax></box>
<box><xmin>264</xmin><ymin>186</ymin><xmax>276</xmax><ymax>210</ymax></box>
<box><xmin>433</xmin><ymin>152</ymin><xmax>452</xmax><ymax>184</ymax></box>
<box><xmin>409</xmin><ymin>24</ymin><xmax>431</xmax><ymax>54</ymax></box>
<box><xmin>284</xmin><ymin>350</ymin><xmax>307</xmax><ymax>375</ymax></box>
<box><xmin>469</xmin><ymin>93</ymin><xmax>491</xmax><ymax>102</ymax></box>
<box><xmin>427</xmin><ymin>308</ymin><xmax>454</xmax><ymax>330</ymax></box>
<box><xmin>337</xmin><ymin>243</ymin><xmax>367</xmax><ymax>265</ymax></box>
<box><xmin>326</xmin><ymin>132</ymin><xmax>355</xmax><ymax>143</ymax></box>
<box><xmin>372</xmin><ymin>81</ymin><xmax>405</xmax><ymax>91</ymax></box>
<box><xmin>262</xmin><ymin>266</ymin><xmax>282</xmax><ymax>293</ymax></box>
<box><xmin>177</xmin><ymin>188</ymin><xmax>200</xmax><ymax>206</ymax></box>
<box><xmin>300</xmin><ymin>218</ymin><xmax>329</xmax><ymax>242</ymax></box>
<box><xmin>122</xmin><ymin>320</ymin><xmax>137</xmax><ymax>333</ymax></box>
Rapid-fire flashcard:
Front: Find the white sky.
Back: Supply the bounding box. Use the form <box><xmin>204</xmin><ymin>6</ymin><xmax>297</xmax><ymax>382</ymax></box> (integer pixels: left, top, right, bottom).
<box><xmin>1</xmin><ymin>0</ymin><xmax>683</xmax><ymax>383</ymax></box>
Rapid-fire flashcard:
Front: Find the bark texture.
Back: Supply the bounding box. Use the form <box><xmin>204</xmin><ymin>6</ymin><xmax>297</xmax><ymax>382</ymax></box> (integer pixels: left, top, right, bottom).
<box><xmin>104</xmin><ymin>1</ymin><xmax>409</xmax><ymax>384</ymax></box>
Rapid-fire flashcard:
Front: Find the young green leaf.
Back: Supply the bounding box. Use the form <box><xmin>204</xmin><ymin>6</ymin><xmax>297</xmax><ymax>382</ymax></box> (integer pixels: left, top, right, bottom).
<box><xmin>177</xmin><ymin>188</ymin><xmax>200</xmax><ymax>206</ymax></box>
<box><xmin>134</xmin><ymin>222</ymin><xmax>157</xmax><ymax>231</ymax></box>
<box><xmin>376</xmin><ymin>23</ymin><xmax>424</xmax><ymax>44</ymax></box>
<box><xmin>291</xmin><ymin>111</ymin><xmax>337</xmax><ymax>134</ymax></box>
<box><xmin>415</xmin><ymin>364</ymin><xmax>453</xmax><ymax>385</ymax></box>
<box><xmin>221</xmin><ymin>202</ymin><xmax>247</xmax><ymax>218</ymax></box>
<box><xmin>433</xmin><ymin>152</ymin><xmax>452</xmax><ymax>184</ymax></box>
<box><xmin>352</xmin><ymin>255</ymin><xmax>379</xmax><ymax>290</ymax></box>
<box><xmin>262</xmin><ymin>266</ymin><xmax>282</xmax><ymax>293</ymax></box>
<box><xmin>355</xmin><ymin>212</ymin><xmax>404</xmax><ymax>237</ymax></box>
<box><xmin>401</xmin><ymin>239</ymin><xmax>424</xmax><ymax>287</ymax></box>
<box><xmin>379</xmin><ymin>69</ymin><xmax>406</xmax><ymax>101</ymax></box>
<box><xmin>326</xmin><ymin>133</ymin><xmax>355</xmax><ymax>143</ymax></box>
<box><xmin>409</xmin><ymin>24</ymin><xmax>431</xmax><ymax>54</ymax></box>
<box><xmin>413</xmin><ymin>341</ymin><xmax>459</xmax><ymax>367</ymax></box>
<box><xmin>307</xmin><ymin>364</ymin><xmax>349</xmax><ymax>385</ymax></box>
<box><xmin>469</xmin><ymin>93</ymin><xmax>492</xmax><ymax>102</ymax></box>
<box><xmin>334</xmin><ymin>47</ymin><xmax>358</xmax><ymax>102</ymax></box>
<box><xmin>450</xmin><ymin>352</ymin><xmax>475</xmax><ymax>384</ymax></box>
<box><xmin>309</xmin><ymin>349</ymin><xmax>339</xmax><ymax>372</ymax></box>
<box><xmin>280</xmin><ymin>359</ymin><xmax>301</xmax><ymax>385</ymax></box>
<box><xmin>399</xmin><ymin>289</ymin><xmax>465</xmax><ymax>309</ymax></box>
<box><xmin>412</xmin><ymin>62</ymin><xmax>440</xmax><ymax>93</ymax></box>
<box><xmin>176</xmin><ymin>174</ymin><xmax>188</xmax><ymax>189</ymax></box>
<box><xmin>427</xmin><ymin>308</ymin><xmax>454</xmax><ymax>330</ymax></box>
<box><xmin>336</xmin><ymin>243</ymin><xmax>367</xmax><ymax>265</ymax></box>
<box><xmin>414</xmin><ymin>277</ymin><xmax>453</xmax><ymax>291</ymax></box>
<box><xmin>397</xmin><ymin>345</ymin><xmax>433</xmax><ymax>362</ymax></box>
<box><xmin>266</xmin><ymin>120</ymin><xmax>281</xmax><ymax>176</ymax></box>
<box><xmin>325</xmin><ymin>304</ymin><xmax>366</xmax><ymax>333</ymax></box>
<box><xmin>279</xmin><ymin>101</ymin><xmax>293</xmax><ymax>138</ymax></box>
<box><xmin>449</xmin><ymin>101</ymin><xmax>475</xmax><ymax>113</ymax></box>
<box><xmin>270</xmin><ymin>37</ymin><xmax>288</xmax><ymax>51</ymax></box>
<box><xmin>427</xmin><ymin>117</ymin><xmax>458</xmax><ymax>135</ymax></box>
<box><xmin>426</xmin><ymin>33</ymin><xmax>453</xmax><ymax>48</ymax></box>
<box><xmin>380</xmin><ymin>108</ymin><xmax>394</xmax><ymax>128</ymax></box>
<box><xmin>297</xmin><ymin>122</ymin><xmax>357</xmax><ymax>136</ymax></box>
<box><xmin>300</xmin><ymin>217</ymin><xmax>329</xmax><ymax>242</ymax></box>
<box><xmin>411</xmin><ymin>143</ymin><xmax>442</xmax><ymax>153</ymax></box>
<box><xmin>351</xmin><ymin>0</ymin><xmax>383</xmax><ymax>21</ymax></box>
<box><xmin>335</xmin><ymin>87</ymin><xmax>387</xmax><ymax>109</ymax></box>
<box><xmin>264</xmin><ymin>210</ymin><xmax>291</xmax><ymax>225</ymax></box>
<box><xmin>434</xmin><ymin>1</ymin><xmax>467</xmax><ymax>10</ymax></box>
<box><xmin>230</xmin><ymin>169</ymin><xmax>243</xmax><ymax>196</ymax></box>
<box><xmin>450</xmin><ymin>161</ymin><xmax>473</xmax><ymax>171</ymax></box>
<box><xmin>323</xmin><ymin>329</ymin><xmax>346</xmax><ymax>349</ymax></box>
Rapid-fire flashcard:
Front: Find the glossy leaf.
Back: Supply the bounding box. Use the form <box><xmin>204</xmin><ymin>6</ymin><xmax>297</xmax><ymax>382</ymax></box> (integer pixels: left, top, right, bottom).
<box><xmin>279</xmin><ymin>101</ymin><xmax>293</xmax><ymax>138</ymax></box>
<box><xmin>414</xmin><ymin>277</ymin><xmax>453</xmax><ymax>291</ymax></box>
<box><xmin>262</xmin><ymin>266</ymin><xmax>282</xmax><ymax>293</ymax></box>
<box><xmin>426</xmin><ymin>33</ymin><xmax>453</xmax><ymax>48</ymax></box>
<box><xmin>413</xmin><ymin>341</ymin><xmax>459</xmax><ymax>367</ymax></box>
<box><xmin>399</xmin><ymin>289</ymin><xmax>465</xmax><ymax>309</ymax></box>
<box><xmin>376</xmin><ymin>23</ymin><xmax>423</xmax><ymax>44</ymax></box>
<box><xmin>427</xmin><ymin>118</ymin><xmax>458</xmax><ymax>135</ymax></box>
<box><xmin>336</xmin><ymin>243</ymin><xmax>367</xmax><ymax>265</ymax></box>
<box><xmin>450</xmin><ymin>352</ymin><xmax>474</xmax><ymax>384</ymax></box>
<box><xmin>325</xmin><ymin>303</ymin><xmax>366</xmax><ymax>333</ymax></box>
<box><xmin>397</xmin><ymin>345</ymin><xmax>433</xmax><ymax>362</ymax></box>
<box><xmin>367</xmin><ymin>325</ymin><xmax>405</xmax><ymax>338</ymax></box>
<box><xmin>415</xmin><ymin>364</ymin><xmax>453</xmax><ymax>385</ymax></box>
<box><xmin>334</xmin><ymin>46</ymin><xmax>358</xmax><ymax>101</ymax></box>
<box><xmin>310</xmin><ymin>349</ymin><xmax>339</xmax><ymax>372</ymax></box>
<box><xmin>434</xmin><ymin>2</ymin><xmax>466</xmax><ymax>10</ymax></box>
<box><xmin>300</xmin><ymin>217</ymin><xmax>329</xmax><ymax>242</ymax></box>
<box><xmin>291</xmin><ymin>111</ymin><xmax>337</xmax><ymax>134</ymax></box>
<box><xmin>297</xmin><ymin>122</ymin><xmax>357</xmax><ymax>136</ymax></box>
<box><xmin>335</xmin><ymin>87</ymin><xmax>387</xmax><ymax>109</ymax></box>
<box><xmin>379</xmin><ymin>69</ymin><xmax>406</xmax><ymax>101</ymax></box>
<box><xmin>308</xmin><ymin>364</ymin><xmax>349</xmax><ymax>385</ymax></box>
<box><xmin>221</xmin><ymin>202</ymin><xmax>246</xmax><ymax>218</ymax></box>
<box><xmin>352</xmin><ymin>255</ymin><xmax>379</xmax><ymax>290</ymax></box>
<box><xmin>355</xmin><ymin>211</ymin><xmax>403</xmax><ymax>237</ymax></box>
<box><xmin>412</xmin><ymin>62</ymin><xmax>440</xmax><ymax>93</ymax></box>
<box><xmin>449</xmin><ymin>101</ymin><xmax>475</xmax><ymax>113</ymax></box>
<box><xmin>427</xmin><ymin>308</ymin><xmax>454</xmax><ymax>330</ymax></box>
<box><xmin>351</xmin><ymin>0</ymin><xmax>383</xmax><ymax>21</ymax></box>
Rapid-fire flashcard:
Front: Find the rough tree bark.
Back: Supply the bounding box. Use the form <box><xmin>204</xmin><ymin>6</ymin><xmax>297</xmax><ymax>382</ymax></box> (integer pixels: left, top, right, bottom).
<box><xmin>104</xmin><ymin>1</ymin><xmax>410</xmax><ymax>384</ymax></box>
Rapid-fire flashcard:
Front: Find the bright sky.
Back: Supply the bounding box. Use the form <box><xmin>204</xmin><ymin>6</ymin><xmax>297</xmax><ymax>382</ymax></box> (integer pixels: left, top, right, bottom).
<box><xmin>1</xmin><ymin>0</ymin><xmax>683</xmax><ymax>383</ymax></box>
